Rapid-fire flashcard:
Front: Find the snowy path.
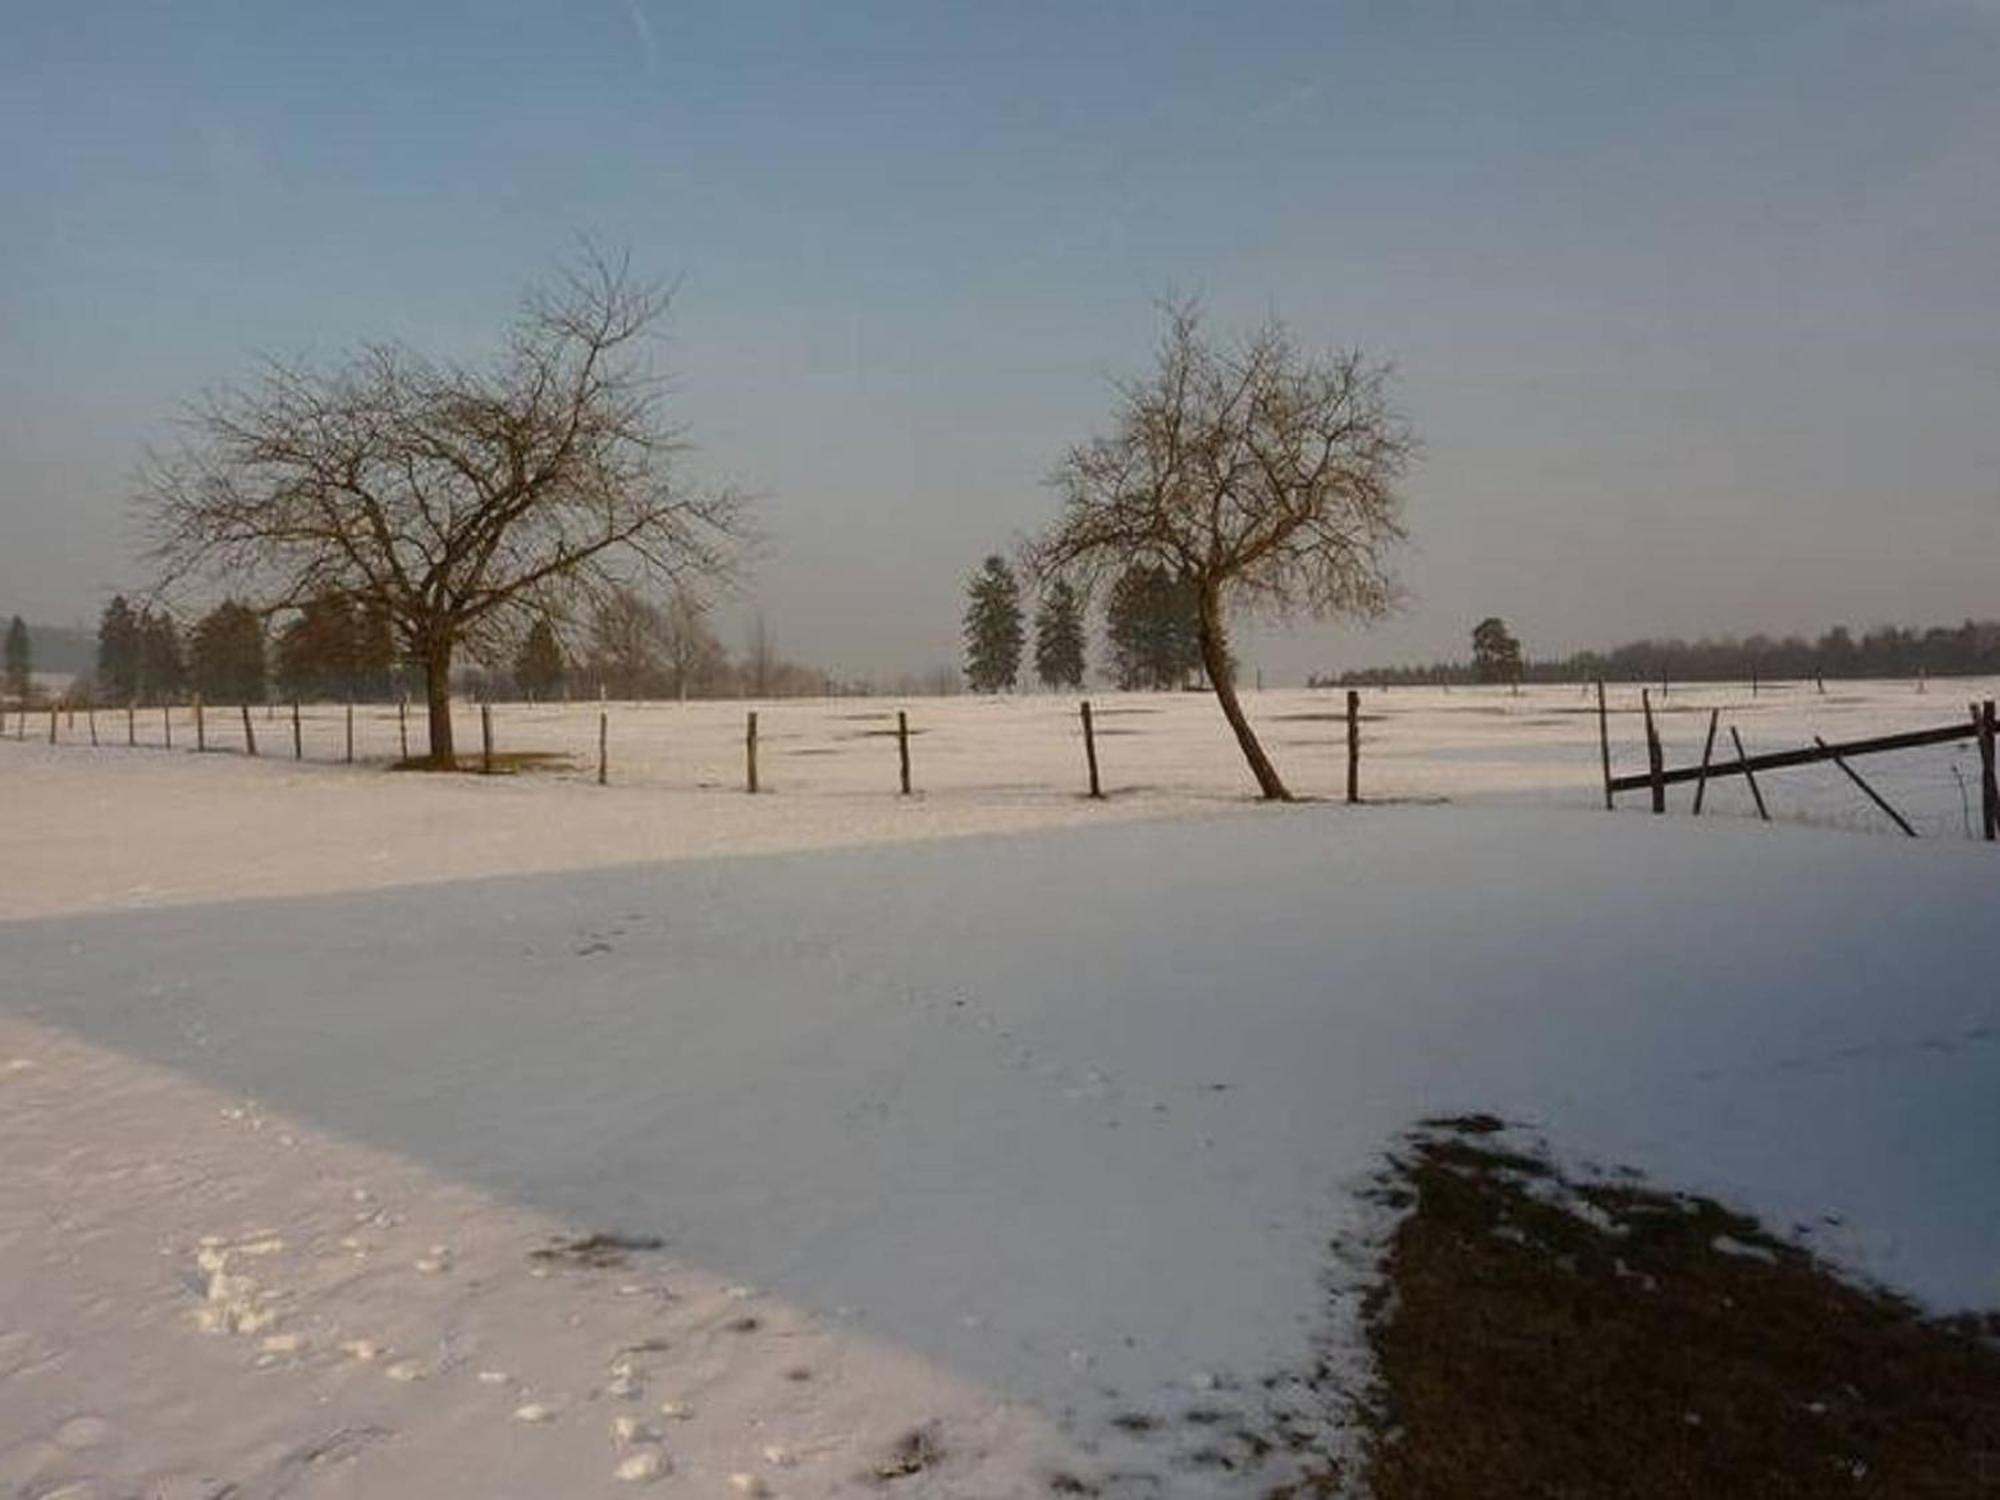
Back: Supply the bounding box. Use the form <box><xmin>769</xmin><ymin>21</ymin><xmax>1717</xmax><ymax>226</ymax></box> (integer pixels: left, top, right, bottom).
<box><xmin>3</xmin><ymin>807</ymin><xmax>1996</xmax><ymax>1495</ymax></box>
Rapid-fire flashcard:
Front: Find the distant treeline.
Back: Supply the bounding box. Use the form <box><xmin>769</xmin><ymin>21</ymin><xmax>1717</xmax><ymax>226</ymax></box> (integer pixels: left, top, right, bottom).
<box><xmin>1317</xmin><ymin>620</ymin><xmax>2000</xmax><ymax>687</ymax></box>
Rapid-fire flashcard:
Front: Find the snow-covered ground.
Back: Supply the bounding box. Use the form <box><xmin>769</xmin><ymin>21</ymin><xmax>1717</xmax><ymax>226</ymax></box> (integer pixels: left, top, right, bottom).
<box><xmin>23</xmin><ymin>678</ymin><xmax>2000</xmax><ymax>823</ymax></box>
<box><xmin>2</xmin><ymin>691</ymin><xmax>1996</xmax><ymax>1496</ymax></box>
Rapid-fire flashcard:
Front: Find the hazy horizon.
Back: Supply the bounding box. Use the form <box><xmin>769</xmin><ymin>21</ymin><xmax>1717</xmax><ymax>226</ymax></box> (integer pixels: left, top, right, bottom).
<box><xmin>4</xmin><ymin>3</ymin><xmax>1997</xmax><ymax>683</ymax></box>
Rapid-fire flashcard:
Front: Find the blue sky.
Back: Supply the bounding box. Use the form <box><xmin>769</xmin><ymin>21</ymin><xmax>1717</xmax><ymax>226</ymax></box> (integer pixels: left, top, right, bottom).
<box><xmin>3</xmin><ymin>2</ymin><xmax>1997</xmax><ymax>679</ymax></box>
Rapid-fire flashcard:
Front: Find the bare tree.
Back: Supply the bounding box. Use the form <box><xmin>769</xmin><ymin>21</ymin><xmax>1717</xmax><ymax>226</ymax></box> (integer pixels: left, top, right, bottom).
<box><xmin>660</xmin><ymin>590</ymin><xmax>725</xmax><ymax>701</ymax></box>
<box><xmin>586</xmin><ymin>586</ymin><xmax>672</xmax><ymax>698</ymax></box>
<box><xmin>1030</xmin><ymin>302</ymin><xmax>1415</xmax><ymax>799</ymax></box>
<box><xmin>742</xmin><ymin>613</ymin><xmax>777</xmax><ymax>699</ymax></box>
<box><xmin>141</xmin><ymin>248</ymin><xmax>747</xmax><ymax>765</ymax></box>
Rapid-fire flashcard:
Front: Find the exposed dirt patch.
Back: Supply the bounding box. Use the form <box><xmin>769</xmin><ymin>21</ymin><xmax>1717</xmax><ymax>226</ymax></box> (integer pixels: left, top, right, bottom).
<box><xmin>1343</xmin><ymin>1119</ymin><xmax>2000</xmax><ymax>1499</ymax></box>
<box><xmin>391</xmin><ymin>750</ymin><xmax>576</xmax><ymax>775</ymax></box>
<box><xmin>871</xmin><ymin>1423</ymin><xmax>946</xmax><ymax>1483</ymax></box>
<box><xmin>528</xmin><ymin>1230</ymin><xmax>666</xmax><ymax>1269</ymax></box>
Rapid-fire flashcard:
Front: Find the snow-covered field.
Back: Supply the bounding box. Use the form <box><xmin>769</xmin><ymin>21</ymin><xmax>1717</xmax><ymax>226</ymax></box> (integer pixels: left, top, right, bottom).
<box><xmin>1</xmin><ymin>685</ymin><xmax>1996</xmax><ymax>1496</ymax></box>
<box><xmin>11</xmin><ymin>677</ymin><xmax>2000</xmax><ymax>901</ymax></box>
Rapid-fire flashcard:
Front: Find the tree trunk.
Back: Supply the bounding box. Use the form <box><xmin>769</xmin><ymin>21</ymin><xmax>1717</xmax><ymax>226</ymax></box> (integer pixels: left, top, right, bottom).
<box><xmin>1197</xmin><ymin>586</ymin><xmax>1289</xmax><ymax>801</ymax></box>
<box><xmin>422</xmin><ymin>643</ymin><xmax>455</xmax><ymax>767</ymax></box>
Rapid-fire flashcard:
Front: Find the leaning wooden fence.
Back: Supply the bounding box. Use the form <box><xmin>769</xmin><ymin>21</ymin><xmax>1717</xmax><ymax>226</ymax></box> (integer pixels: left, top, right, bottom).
<box><xmin>1601</xmin><ymin>682</ymin><xmax>1998</xmax><ymax>841</ymax></box>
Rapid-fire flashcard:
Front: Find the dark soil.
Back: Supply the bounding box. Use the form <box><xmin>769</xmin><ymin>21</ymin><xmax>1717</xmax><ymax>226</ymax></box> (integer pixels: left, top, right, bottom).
<box><xmin>391</xmin><ymin>750</ymin><xmax>576</xmax><ymax>775</ymax></box>
<box><xmin>1347</xmin><ymin>1119</ymin><xmax>2000</xmax><ymax>1499</ymax></box>
<box><xmin>528</xmin><ymin>1230</ymin><xmax>665</xmax><ymax>1269</ymax></box>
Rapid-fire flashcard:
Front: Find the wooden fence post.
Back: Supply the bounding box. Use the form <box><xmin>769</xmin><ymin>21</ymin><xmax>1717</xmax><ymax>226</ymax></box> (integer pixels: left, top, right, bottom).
<box><xmin>1641</xmin><ymin>689</ymin><xmax>1664</xmax><ymax>814</ymax></box>
<box><xmin>1080</xmin><ymin>699</ymin><xmax>1103</xmax><ymax>800</ymax></box>
<box><xmin>194</xmin><ymin>694</ymin><xmax>206</xmax><ymax>752</ymax></box>
<box><xmin>397</xmin><ymin>697</ymin><xmax>409</xmax><ymax>762</ymax></box>
<box><xmin>1691</xmin><ymin>708</ymin><xmax>1719</xmax><ymax>815</ymax></box>
<box><xmin>745</xmin><ymin>711</ymin><xmax>759</xmax><ymax>794</ymax></box>
<box><xmin>597</xmin><ymin>708</ymin><xmax>608</xmax><ymax>786</ymax></box>
<box><xmin>126</xmin><ymin>703</ymin><xmax>135</xmax><ymax>747</ymax></box>
<box><xmin>1345</xmin><ymin>689</ymin><xmax>1360</xmax><ymax>805</ymax></box>
<box><xmin>481</xmin><ymin>702</ymin><xmax>494</xmax><ymax>775</ymax></box>
<box><xmin>292</xmin><ymin>701</ymin><xmax>302</xmax><ymax>761</ymax></box>
<box><xmin>87</xmin><ymin>706</ymin><xmax>98</xmax><ymax>747</ymax></box>
<box><xmin>240</xmin><ymin>703</ymin><xmax>257</xmax><ymax>757</ymax></box>
<box><xmin>1596</xmin><ymin>680</ymin><xmax>1612</xmax><ymax>809</ymax></box>
<box><xmin>897</xmin><ymin>710</ymin><xmax>911</xmax><ymax>795</ymax></box>
<box><xmin>1977</xmin><ymin>700</ymin><xmax>1997</xmax><ymax>843</ymax></box>
<box><xmin>345</xmin><ymin>701</ymin><xmax>355</xmax><ymax>764</ymax></box>
<box><xmin>48</xmin><ymin>705</ymin><xmax>58</xmax><ymax>744</ymax></box>
<box><xmin>1730</xmin><ymin>726</ymin><xmax>1770</xmax><ymax>822</ymax></box>
<box><xmin>162</xmin><ymin>703</ymin><xmax>172</xmax><ymax>750</ymax></box>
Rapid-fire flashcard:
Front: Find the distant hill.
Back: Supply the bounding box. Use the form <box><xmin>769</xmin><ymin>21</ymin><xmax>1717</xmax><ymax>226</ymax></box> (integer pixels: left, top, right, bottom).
<box><xmin>0</xmin><ymin>621</ymin><xmax>97</xmax><ymax>676</ymax></box>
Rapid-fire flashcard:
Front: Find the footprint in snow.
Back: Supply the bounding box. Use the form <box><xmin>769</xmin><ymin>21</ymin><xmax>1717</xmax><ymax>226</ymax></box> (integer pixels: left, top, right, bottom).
<box><xmin>611</xmin><ymin>1415</ymin><xmax>658</xmax><ymax>1445</ymax></box>
<box><xmin>615</xmin><ymin>1448</ymin><xmax>670</xmax><ymax>1482</ymax></box>
<box><xmin>607</xmin><ymin>1358</ymin><xmax>643</xmax><ymax>1398</ymax></box>
<box><xmin>53</xmin><ymin>1414</ymin><xmax>113</xmax><ymax>1451</ymax></box>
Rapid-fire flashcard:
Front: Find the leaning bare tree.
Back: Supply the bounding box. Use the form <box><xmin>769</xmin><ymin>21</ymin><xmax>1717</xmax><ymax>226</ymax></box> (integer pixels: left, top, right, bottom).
<box><xmin>141</xmin><ymin>248</ymin><xmax>746</xmax><ymax>765</ymax></box>
<box><xmin>1031</xmin><ymin>302</ymin><xmax>1415</xmax><ymax>800</ymax></box>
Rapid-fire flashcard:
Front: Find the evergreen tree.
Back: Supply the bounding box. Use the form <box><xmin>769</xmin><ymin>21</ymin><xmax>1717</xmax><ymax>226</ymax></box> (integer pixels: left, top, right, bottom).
<box><xmin>1470</xmin><ymin>617</ymin><xmax>1523</xmax><ymax>685</ymax></box>
<box><xmin>273</xmin><ymin>594</ymin><xmax>400</xmax><ymax>701</ymax></box>
<box><xmin>1105</xmin><ymin>564</ymin><xmax>1201</xmax><ymax>690</ymax></box>
<box><xmin>4</xmin><ymin>616</ymin><xmax>31</xmax><ymax>706</ymax></box>
<box><xmin>136</xmin><ymin>609</ymin><xmax>186</xmax><ymax>703</ymax></box>
<box><xmin>962</xmin><ymin>555</ymin><xmax>1024</xmax><ymax>693</ymax></box>
<box><xmin>275</xmin><ymin>595</ymin><xmax>357</xmax><ymax>701</ymax></box>
<box><xmin>189</xmin><ymin>601</ymin><xmax>266</xmax><ymax>703</ymax></box>
<box><xmin>96</xmin><ymin>596</ymin><xmax>141</xmax><ymax>703</ymax></box>
<box><xmin>1033</xmin><ymin>578</ymin><xmax>1086</xmax><ymax>689</ymax></box>
<box><xmin>513</xmin><ymin>618</ymin><xmax>566</xmax><ymax>700</ymax></box>
<box><xmin>352</xmin><ymin>602</ymin><xmax>399</xmax><ymax>700</ymax></box>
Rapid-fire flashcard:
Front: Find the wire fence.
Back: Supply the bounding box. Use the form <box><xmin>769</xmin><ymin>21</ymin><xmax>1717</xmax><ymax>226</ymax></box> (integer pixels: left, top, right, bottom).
<box><xmin>7</xmin><ymin>679</ymin><xmax>2000</xmax><ymax>840</ymax></box>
